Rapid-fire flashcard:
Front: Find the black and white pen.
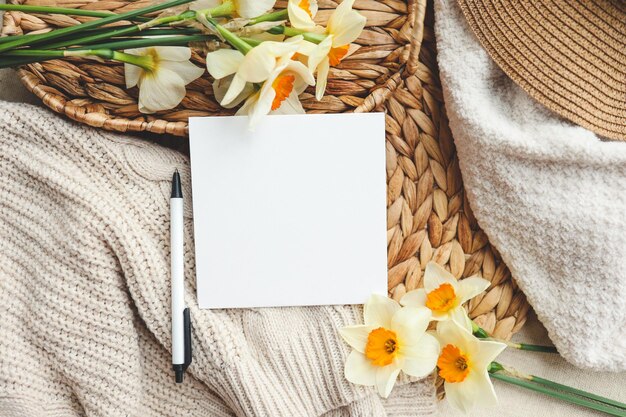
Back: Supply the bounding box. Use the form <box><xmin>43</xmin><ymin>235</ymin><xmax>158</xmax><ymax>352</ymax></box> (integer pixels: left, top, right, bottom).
<box><xmin>171</xmin><ymin>169</ymin><xmax>192</xmax><ymax>383</ymax></box>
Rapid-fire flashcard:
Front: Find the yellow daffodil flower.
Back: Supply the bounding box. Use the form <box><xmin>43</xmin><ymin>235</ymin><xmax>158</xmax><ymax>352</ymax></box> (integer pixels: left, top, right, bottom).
<box><xmin>190</xmin><ymin>0</ymin><xmax>276</xmax><ymax>19</ymax></box>
<box><xmin>435</xmin><ymin>319</ymin><xmax>506</xmax><ymax>413</ymax></box>
<box><xmin>300</xmin><ymin>0</ymin><xmax>366</xmax><ymax>100</ymax></box>
<box><xmin>339</xmin><ymin>294</ymin><xmax>440</xmax><ymax>398</ymax></box>
<box><xmin>124</xmin><ymin>46</ymin><xmax>204</xmax><ymax>114</ymax></box>
<box><xmin>400</xmin><ymin>261</ymin><xmax>490</xmax><ymax>322</ymax></box>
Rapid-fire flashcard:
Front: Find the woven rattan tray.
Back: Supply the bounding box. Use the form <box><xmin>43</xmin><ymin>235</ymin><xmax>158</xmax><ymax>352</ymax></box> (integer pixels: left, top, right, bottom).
<box><xmin>3</xmin><ymin>0</ymin><xmax>530</xmax><ymax>385</ymax></box>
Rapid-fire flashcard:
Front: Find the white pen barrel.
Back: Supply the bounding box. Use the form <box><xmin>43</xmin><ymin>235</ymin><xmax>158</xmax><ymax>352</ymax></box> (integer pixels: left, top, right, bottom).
<box><xmin>171</xmin><ymin>197</ymin><xmax>185</xmax><ymax>366</ymax></box>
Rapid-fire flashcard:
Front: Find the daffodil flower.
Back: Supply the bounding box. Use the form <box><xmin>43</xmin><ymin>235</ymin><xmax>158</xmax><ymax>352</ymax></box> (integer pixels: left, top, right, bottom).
<box><xmin>124</xmin><ymin>46</ymin><xmax>205</xmax><ymax>114</ymax></box>
<box><xmin>190</xmin><ymin>0</ymin><xmax>276</xmax><ymax>19</ymax></box>
<box><xmin>435</xmin><ymin>318</ymin><xmax>506</xmax><ymax>413</ymax></box>
<box><xmin>300</xmin><ymin>0</ymin><xmax>366</xmax><ymax>100</ymax></box>
<box><xmin>400</xmin><ymin>262</ymin><xmax>490</xmax><ymax>322</ymax></box>
<box><xmin>235</xmin><ymin>57</ymin><xmax>314</xmax><ymax>126</ymax></box>
<box><xmin>338</xmin><ymin>294</ymin><xmax>440</xmax><ymax>398</ymax></box>
<box><xmin>206</xmin><ymin>37</ymin><xmax>315</xmax><ymax>125</ymax></box>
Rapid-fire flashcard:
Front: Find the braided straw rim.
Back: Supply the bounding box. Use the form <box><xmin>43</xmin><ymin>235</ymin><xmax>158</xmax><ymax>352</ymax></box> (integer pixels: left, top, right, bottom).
<box><xmin>5</xmin><ymin>0</ymin><xmax>530</xmax><ymax>397</ymax></box>
<box><xmin>458</xmin><ymin>0</ymin><xmax>626</xmax><ymax>141</ymax></box>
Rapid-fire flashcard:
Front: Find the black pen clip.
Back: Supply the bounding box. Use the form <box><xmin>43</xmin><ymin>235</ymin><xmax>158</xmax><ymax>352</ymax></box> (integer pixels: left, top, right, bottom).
<box><xmin>183</xmin><ymin>307</ymin><xmax>192</xmax><ymax>371</ymax></box>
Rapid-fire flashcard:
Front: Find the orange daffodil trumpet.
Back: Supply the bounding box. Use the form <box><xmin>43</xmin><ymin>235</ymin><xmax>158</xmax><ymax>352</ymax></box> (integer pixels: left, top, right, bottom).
<box><xmin>292</xmin><ymin>0</ymin><xmax>366</xmax><ymax>100</ymax></box>
<box><xmin>400</xmin><ymin>261</ymin><xmax>490</xmax><ymax>322</ymax></box>
<box><xmin>338</xmin><ymin>294</ymin><xmax>440</xmax><ymax>398</ymax></box>
<box><xmin>124</xmin><ymin>46</ymin><xmax>204</xmax><ymax>114</ymax></box>
<box><xmin>435</xmin><ymin>318</ymin><xmax>506</xmax><ymax>413</ymax></box>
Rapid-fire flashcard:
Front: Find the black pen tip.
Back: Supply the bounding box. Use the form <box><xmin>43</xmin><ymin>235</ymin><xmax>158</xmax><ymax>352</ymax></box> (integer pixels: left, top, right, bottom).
<box><xmin>175</xmin><ymin>370</ymin><xmax>184</xmax><ymax>383</ymax></box>
<box><xmin>171</xmin><ymin>169</ymin><xmax>183</xmax><ymax>198</ymax></box>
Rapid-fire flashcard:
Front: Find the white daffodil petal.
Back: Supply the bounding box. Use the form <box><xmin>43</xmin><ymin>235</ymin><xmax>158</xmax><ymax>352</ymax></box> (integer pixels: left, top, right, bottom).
<box><xmin>375</xmin><ymin>364</ymin><xmax>401</xmax><ymax>398</ymax></box>
<box><xmin>153</xmin><ymin>46</ymin><xmax>191</xmax><ymax>61</ymax></box>
<box><xmin>330</xmin><ymin>8</ymin><xmax>366</xmax><ymax>47</ymax></box>
<box><xmin>400</xmin><ymin>333</ymin><xmax>440</xmax><ymax>378</ymax></box>
<box><xmin>466</xmin><ymin>370</ymin><xmax>499</xmax><ymax>407</ymax></box>
<box><xmin>344</xmin><ymin>350</ymin><xmax>377</xmax><ymax>386</ymax></box>
<box><xmin>424</xmin><ymin>261</ymin><xmax>458</xmax><ymax>292</ymax></box>
<box><xmin>205</xmin><ymin>48</ymin><xmax>245</xmax><ymax>80</ymax></box>
<box><xmin>237</xmin><ymin>41</ymin><xmax>294</xmax><ymax>82</ymax></box>
<box><xmin>327</xmin><ymin>0</ymin><xmax>354</xmax><ymax>33</ymax></box>
<box><xmin>338</xmin><ymin>325</ymin><xmax>373</xmax><ymax>354</ymax></box>
<box><xmin>189</xmin><ymin>0</ymin><xmax>221</xmax><ymax>11</ymax></box>
<box><xmin>457</xmin><ymin>277</ymin><xmax>491</xmax><ymax>303</ymax></box>
<box><xmin>314</xmin><ymin>58</ymin><xmax>329</xmax><ymax>101</ymax></box>
<box><xmin>391</xmin><ymin>306</ymin><xmax>431</xmax><ymax>344</ymax></box>
<box><xmin>235</xmin><ymin>91</ymin><xmax>259</xmax><ymax>115</ymax></box>
<box><xmin>236</xmin><ymin>0</ymin><xmax>276</xmax><ymax>19</ymax></box>
<box><xmin>472</xmin><ymin>339</ymin><xmax>507</xmax><ymax>369</ymax></box>
<box><xmin>271</xmin><ymin>89</ymin><xmax>306</xmax><ymax>114</ymax></box>
<box><xmin>247</xmin><ymin>81</ymin><xmax>276</xmax><ymax>128</ymax></box>
<box><xmin>399</xmin><ymin>289</ymin><xmax>427</xmax><ymax>308</ymax></box>
<box><xmin>221</xmin><ymin>74</ymin><xmax>248</xmax><ymax>106</ymax></box>
<box><xmin>449</xmin><ymin>306</ymin><xmax>473</xmax><ymax>332</ymax></box>
<box><xmin>213</xmin><ymin>76</ymin><xmax>254</xmax><ymax>109</ymax></box>
<box><xmin>137</xmin><ymin>69</ymin><xmax>186</xmax><ymax>113</ymax></box>
<box><xmin>436</xmin><ymin>319</ymin><xmax>472</xmax><ymax>353</ymax></box>
<box><xmin>307</xmin><ymin>36</ymin><xmax>333</xmax><ymax>71</ymax></box>
<box><xmin>288</xmin><ymin>0</ymin><xmax>316</xmax><ymax>29</ymax></box>
<box><xmin>363</xmin><ymin>294</ymin><xmax>400</xmax><ymax>329</ymax></box>
<box><xmin>159</xmin><ymin>59</ymin><xmax>204</xmax><ymax>85</ymax></box>
<box><xmin>124</xmin><ymin>62</ymin><xmax>142</xmax><ymax>88</ymax></box>
<box><xmin>444</xmin><ymin>381</ymin><xmax>477</xmax><ymax>414</ymax></box>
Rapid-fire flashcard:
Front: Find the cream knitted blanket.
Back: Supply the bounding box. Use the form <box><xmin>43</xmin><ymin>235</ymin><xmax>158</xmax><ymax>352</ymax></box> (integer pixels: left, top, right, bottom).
<box><xmin>434</xmin><ymin>0</ymin><xmax>626</xmax><ymax>371</ymax></box>
<box><xmin>0</xmin><ymin>101</ymin><xmax>436</xmax><ymax>416</ymax></box>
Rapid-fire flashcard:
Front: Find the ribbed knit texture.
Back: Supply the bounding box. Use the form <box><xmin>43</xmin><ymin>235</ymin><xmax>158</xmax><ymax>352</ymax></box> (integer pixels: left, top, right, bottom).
<box><xmin>0</xmin><ymin>101</ymin><xmax>437</xmax><ymax>416</ymax></box>
<box><xmin>434</xmin><ymin>0</ymin><xmax>626</xmax><ymax>371</ymax></box>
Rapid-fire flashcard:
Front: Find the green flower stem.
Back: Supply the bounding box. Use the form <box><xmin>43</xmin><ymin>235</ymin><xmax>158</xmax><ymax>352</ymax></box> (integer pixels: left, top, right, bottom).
<box><xmin>489</xmin><ymin>372</ymin><xmax>626</xmax><ymax>416</ymax></box>
<box><xmin>0</xmin><ymin>4</ymin><xmax>117</xmax><ymax>18</ymax></box>
<box><xmin>0</xmin><ymin>34</ymin><xmax>212</xmax><ymax>68</ymax></box>
<box><xmin>0</xmin><ymin>47</ymin><xmax>147</xmax><ymax>67</ymax></box>
<box><xmin>471</xmin><ymin>321</ymin><xmax>558</xmax><ymax>353</ymax></box>
<box><xmin>489</xmin><ymin>362</ymin><xmax>626</xmax><ymax>413</ymax></box>
<box><xmin>37</xmin><ymin>11</ymin><xmax>197</xmax><ymax>50</ymax></box>
<box><xmin>248</xmin><ymin>9</ymin><xmax>288</xmax><ymax>25</ymax></box>
<box><xmin>530</xmin><ymin>375</ymin><xmax>626</xmax><ymax>410</ymax></box>
<box><xmin>268</xmin><ymin>25</ymin><xmax>326</xmax><ymax>44</ymax></box>
<box><xmin>239</xmin><ymin>37</ymin><xmax>262</xmax><ymax>47</ymax></box>
<box><xmin>0</xmin><ymin>0</ymin><xmax>196</xmax><ymax>53</ymax></box>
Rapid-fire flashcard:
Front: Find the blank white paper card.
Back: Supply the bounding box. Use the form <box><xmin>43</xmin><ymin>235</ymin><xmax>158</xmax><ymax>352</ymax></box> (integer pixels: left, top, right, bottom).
<box><xmin>189</xmin><ymin>113</ymin><xmax>387</xmax><ymax>308</ymax></box>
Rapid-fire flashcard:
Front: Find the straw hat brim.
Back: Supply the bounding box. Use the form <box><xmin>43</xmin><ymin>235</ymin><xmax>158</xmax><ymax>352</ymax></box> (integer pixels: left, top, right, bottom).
<box><xmin>458</xmin><ymin>0</ymin><xmax>626</xmax><ymax>141</ymax></box>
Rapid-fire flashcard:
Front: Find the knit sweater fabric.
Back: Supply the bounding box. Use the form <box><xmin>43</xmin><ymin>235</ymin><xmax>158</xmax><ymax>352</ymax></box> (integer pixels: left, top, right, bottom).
<box><xmin>434</xmin><ymin>0</ymin><xmax>626</xmax><ymax>371</ymax></box>
<box><xmin>0</xmin><ymin>101</ymin><xmax>436</xmax><ymax>416</ymax></box>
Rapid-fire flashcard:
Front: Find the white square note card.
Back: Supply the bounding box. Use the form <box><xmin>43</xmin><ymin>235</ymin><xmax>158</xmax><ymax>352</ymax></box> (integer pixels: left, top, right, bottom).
<box><xmin>189</xmin><ymin>113</ymin><xmax>387</xmax><ymax>309</ymax></box>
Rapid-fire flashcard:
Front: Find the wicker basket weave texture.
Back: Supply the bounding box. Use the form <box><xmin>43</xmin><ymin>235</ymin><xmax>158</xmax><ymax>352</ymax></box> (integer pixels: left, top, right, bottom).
<box><xmin>2</xmin><ymin>0</ymin><xmax>530</xmax><ymax>387</ymax></box>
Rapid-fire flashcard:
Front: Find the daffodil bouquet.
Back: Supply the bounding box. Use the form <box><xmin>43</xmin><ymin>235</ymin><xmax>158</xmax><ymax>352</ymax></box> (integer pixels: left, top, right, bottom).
<box><xmin>0</xmin><ymin>0</ymin><xmax>366</xmax><ymax>126</ymax></box>
<box><xmin>340</xmin><ymin>262</ymin><xmax>626</xmax><ymax>415</ymax></box>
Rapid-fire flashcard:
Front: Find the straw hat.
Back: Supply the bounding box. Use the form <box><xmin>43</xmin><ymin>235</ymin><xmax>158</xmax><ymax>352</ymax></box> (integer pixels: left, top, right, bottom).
<box><xmin>458</xmin><ymin>0</ymin><xmax>626</xmax><ymax>141</ymax></box>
